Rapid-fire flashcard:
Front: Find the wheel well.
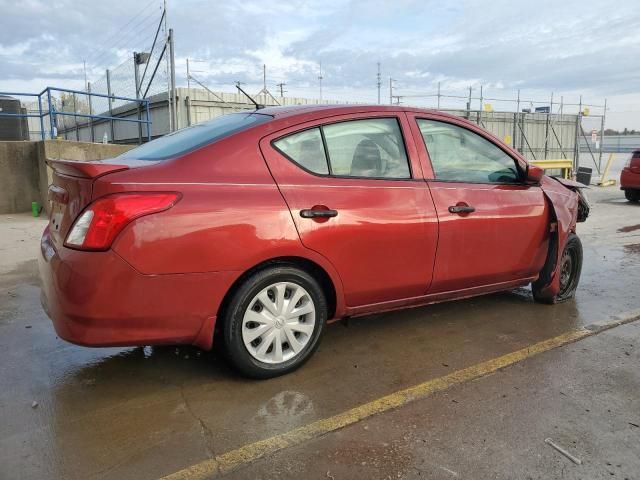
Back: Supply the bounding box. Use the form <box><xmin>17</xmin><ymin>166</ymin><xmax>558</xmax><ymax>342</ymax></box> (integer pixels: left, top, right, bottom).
<box><xmin>215</xmin><ymin>256</ymin><xmax>337</xmax><ymax>335</ymax></box>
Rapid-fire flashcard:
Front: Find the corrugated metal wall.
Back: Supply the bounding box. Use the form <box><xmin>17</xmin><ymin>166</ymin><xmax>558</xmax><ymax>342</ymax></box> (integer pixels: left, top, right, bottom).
<box><xmin>444</xmin><ymin>110</ymin><xmax>577</xmax><ymax>161</ymax></box>
<box><xmin>59</xmin><ymin>88</ymin><xmax>578</xmax><ymax>161</ymax></box>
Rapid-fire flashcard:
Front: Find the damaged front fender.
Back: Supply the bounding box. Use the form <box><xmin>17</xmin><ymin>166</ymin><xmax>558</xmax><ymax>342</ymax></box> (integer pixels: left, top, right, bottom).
<box><xmin>533</xmin><ymin>176</ymin><xmax>586</xmax><ymax>302</ymax></box>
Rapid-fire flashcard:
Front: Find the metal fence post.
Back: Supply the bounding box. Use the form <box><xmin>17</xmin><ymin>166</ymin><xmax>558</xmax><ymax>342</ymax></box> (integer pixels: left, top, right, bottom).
<box><xmin>72</xmin><ymin>93</ymin><xmax>79</xmax><ymax>141</ymax></box>
<box><xmin>544</xmin><ymin>92</ymin><xmax>552</xmax><ymax>159</ymax></box>
<box><xmin>145</xmin><ymin>100</ymin><xmax>151</xmax><ymax>142</ymax></box>
<box><xmin>88</xmin><ymin>82</ymin><xmax>94</xmax><ymax>143</ymax></box>
<box><xmin>106</xmin><ymin>69</ymin><xmax>115</xmax><ymax>142</ymax></box>
<box><xmin>46</xmin><ymin>88</ymin><xmax>55</xmax><ymax>139</ymax></box>
<box><xmin>598</xmin><ymin>98</ymin><xmax>607</xmax><ymax>171</ymax></box>
<box><xmin>559</xmin><ymin>96</ymin><xmax>564</xmax><ymax>158</ymax></box>
<box><xmin>574</xmin><ymin>112</ymin><xmax>581</xmax><ymax>175</ymax></box>
<box><xmin>37</xmin><ymin>94</ymin><xmax>45</xmax><ymax>140</ymax></box>
<box><xmin>169</xmin><ymin>28</ymin><xmax>177</xmax><ymax>131</ymax></box>
<box><xmin>133</xmin><ymin>52</ymin><xmax>143</xmax><ymax>144</ymax></box>
<box><xmin>478</xmin><ymin>85</ymin><xmax>483</xmax><ymax>126</ymax></box>
<box><xmin>513</xmin><ymin>112</ymin><xmax>518</xmax><ymax>152</ymax></box>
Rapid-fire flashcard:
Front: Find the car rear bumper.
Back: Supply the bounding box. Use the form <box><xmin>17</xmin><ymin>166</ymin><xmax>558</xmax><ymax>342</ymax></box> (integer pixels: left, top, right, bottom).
<box><xmin>38</xmin><ymin>227</ymin><xmax>238</xmax><ymax>350</ymax></box>
<box><xmin>621</xmin><ymin>168</ymin><xmax>640</xmax><ymax>189</ymax></box>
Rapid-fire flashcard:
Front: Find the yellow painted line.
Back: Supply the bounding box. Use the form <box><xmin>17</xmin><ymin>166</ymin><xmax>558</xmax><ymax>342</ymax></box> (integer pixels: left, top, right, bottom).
<box><xmin>160</xmin><ymin>316</ymin><xmax>639</xmax><ymax>480</ymax></box>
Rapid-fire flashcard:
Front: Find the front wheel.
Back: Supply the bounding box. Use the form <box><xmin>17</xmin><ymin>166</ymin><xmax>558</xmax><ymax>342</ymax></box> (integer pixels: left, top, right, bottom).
<box><xmin>624</xmin><ymin>189</ymin><xmax>639</xmax><ymax>202</ymax></box>
<box><xmin>222</xmin><ymin>266</ymin><xmax>327</xmax><ymax>379</ymax></box>
<box><xmin>533</xmin><ymin>233</ymin><xmax>583</xmax><ymax>304</ymax></box>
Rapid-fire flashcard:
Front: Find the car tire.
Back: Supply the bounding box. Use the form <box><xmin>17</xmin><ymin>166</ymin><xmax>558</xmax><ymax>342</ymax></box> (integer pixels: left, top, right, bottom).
<box><xmin>222</xmin><ymin>265</ymin><xmax>327</xmax><ymax>379</ymax></box>
<box><xmin>624</xmin><ymin>189</ymin><xmax>639</xmax><ymax>202</ymax></box>
<box><xmin>532</xmin><ymin>233</ymin><xmax>583</xmax><ymax>304</ymax></box>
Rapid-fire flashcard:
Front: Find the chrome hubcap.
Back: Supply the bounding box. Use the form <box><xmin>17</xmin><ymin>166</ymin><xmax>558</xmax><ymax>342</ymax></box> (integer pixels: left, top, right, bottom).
<box><xmin>242</xmin><ymin>282</ymin><xmax>316</xmax><ymax>364</ymax></box>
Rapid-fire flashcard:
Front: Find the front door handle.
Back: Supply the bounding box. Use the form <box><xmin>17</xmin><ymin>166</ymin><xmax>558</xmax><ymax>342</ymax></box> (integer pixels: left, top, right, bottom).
<box><xmin>448</xmin><ymin>205</ymin><xmax>475</xmax><ymax>214</ymax></box>
<box><xmin>300</xmin><ymin>208</ymin><xmax>338</xmax><ymax>219</ymax></box>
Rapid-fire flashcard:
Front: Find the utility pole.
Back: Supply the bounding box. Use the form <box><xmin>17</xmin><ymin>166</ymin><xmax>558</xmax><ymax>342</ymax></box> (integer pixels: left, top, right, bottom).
<box><xmin>186</xmin><ymin>57</ymin><xmax>191</xmax><ymax>127</ymax></box>
<box><xmin>168</xmin><ymin>28</ymin><xmax>177</xmax><ymax>131</ymax></box>
<box><xmin>106</xmin><ymin>68</ymin><xmax>115</xmax><ymax>141</ymax></box>
<box><xmin>256</xmin><ymin>64</ymin><xmax>279</xmax><ymax>105</ymax></box>
<box><xmin>186</xmin><ymin>57</ymin><xmax>190</xmax><ymax>91</ymax></box>
<box><xmin>376</xmin><ymin>62</ymin><xmax>381</xmax><ymax>104</ymax></box>
<box><xmin>133</xmin><ymin>52</ymin><xmax>141</xmax><ymax>98</ymax></box>
<box><xmin>276</xmin><ymin>82</ymin><xmax>287</xmax><ymax>98</ymax></box>
<box><xmin>318</xmin><ymin>61</ymin><xmax>323</xmax><ymax>102</ymax></box>
<box><xmin>163</xmin><ymin>0</ymin><xmax>174</xmax><ymax>132</ymax></box>
<box><xmin>262</xmin><ymin>64</ymin><xmax>267</xmax><ymax>91</ymax></box>
<box><xmin>389</xmin><ymin>77</ymin><xmax>394</xmax><ymax>105</ymax></box>
<box><xmin>83</xmin><ymin>60</ymin><xmax>88</xmax><ymax>92</ymax></box>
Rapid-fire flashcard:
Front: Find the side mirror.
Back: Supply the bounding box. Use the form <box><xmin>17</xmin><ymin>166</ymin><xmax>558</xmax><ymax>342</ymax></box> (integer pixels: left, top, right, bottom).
<box><xmin>526</xmin><ymin>164</ymin><xmax>544</xmax><ymax>184</ymax></box>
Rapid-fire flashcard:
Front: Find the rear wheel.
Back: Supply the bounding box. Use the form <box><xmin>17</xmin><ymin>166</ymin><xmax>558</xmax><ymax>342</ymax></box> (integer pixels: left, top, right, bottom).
<box><xmin>624</xmin><ymin>189</ymin><xmax>639</xmax><ymax>202</ymax></box>
<box><xmin>222</xmin><ymin>266</ymin><xmax>327</xmax><ymax>379</ymax></box>
<box><xmin>533</xmin><ymin>233</ymin><xmax>583</xmax><ymax>304</ymax></box>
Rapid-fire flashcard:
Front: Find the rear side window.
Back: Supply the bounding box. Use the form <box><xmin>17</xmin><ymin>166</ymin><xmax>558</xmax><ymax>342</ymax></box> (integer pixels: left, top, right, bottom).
<box><xmin>118</xmin><ymin>112</ymin><xmax>272</xmax><ymax>160</ymax></box>
<box><xmin>273</xmin><ymin>128</ymin><xmax>329</xmax><ymax>174</ymax></box>
<box><xmin>273</xmin><ymin>118</ymin><xmax>411</xmax><ymax>179</ymax></box>
<box><xmin>323</xmin><ymin>119</ymin><xmax>410</xmax><ymax>178</ymax></box>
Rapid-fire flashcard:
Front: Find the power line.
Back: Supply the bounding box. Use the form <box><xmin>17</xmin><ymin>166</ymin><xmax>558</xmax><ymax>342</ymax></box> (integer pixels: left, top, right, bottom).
<box><xmin>86</xmin><ymin>6</ymin><xmax>163</xmax><ymax>68</ymax></box>
<box><xmin>86</xmin><ymin>0</ymin><xmax>160</xmax><ymax>62</ymax></box>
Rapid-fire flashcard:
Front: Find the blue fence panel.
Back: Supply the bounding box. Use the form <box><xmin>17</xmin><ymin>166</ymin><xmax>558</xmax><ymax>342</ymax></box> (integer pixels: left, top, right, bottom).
<box><xmin>0</xmin><ymin>87</ymin><xmax>151</xmax><ymax>143</ymax></box>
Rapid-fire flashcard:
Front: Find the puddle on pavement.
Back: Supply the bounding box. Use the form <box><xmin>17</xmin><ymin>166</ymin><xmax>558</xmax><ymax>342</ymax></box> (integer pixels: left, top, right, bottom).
<box><xmin>3</xmin><ymin>215</ymin><xmax>640</xmax><ymax>479</ymax></box>
<box><xmin>618</xmin><ymin>224</ymin><xmax>640</xmax><ymax>233</ymax></box>
<box><xmin>623</xmin><ymin>243</ymin><xmax>640</xmax><ymax>255</ymax></box>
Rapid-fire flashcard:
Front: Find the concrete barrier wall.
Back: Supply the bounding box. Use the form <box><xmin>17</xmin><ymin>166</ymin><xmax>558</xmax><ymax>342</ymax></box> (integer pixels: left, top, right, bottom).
<box><xmin>0</xmin><ymin>142</ymin><xmax>40</xmax><ymax>214</ymax></box>
<box><xmin>0</xmin><ymin>140</ymin><xmax>135</xmax><ymax>214</ymax></box>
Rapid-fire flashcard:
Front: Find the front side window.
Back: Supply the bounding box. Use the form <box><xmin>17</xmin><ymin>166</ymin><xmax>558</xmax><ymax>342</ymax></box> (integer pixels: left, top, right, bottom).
<box><xmin>417</xmin><ymin>119</ymin><xmax>521</xmax><ymax>183</ymax></box>
<box><xmin>273</xmin><ymin>118</ymin><xmax>411</xmax><ymax>179</ymax></box>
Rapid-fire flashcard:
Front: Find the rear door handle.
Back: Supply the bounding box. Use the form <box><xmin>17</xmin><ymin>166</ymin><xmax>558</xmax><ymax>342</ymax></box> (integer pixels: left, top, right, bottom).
<box><xmin>300</xmin><ymin>208</ymin><xmax>338</xmax><ymax>219</ymax></box>
<box><xmin>448</xmin><ymin>205</ymin><xmax>475</xmax><ymax>214</ymax></box>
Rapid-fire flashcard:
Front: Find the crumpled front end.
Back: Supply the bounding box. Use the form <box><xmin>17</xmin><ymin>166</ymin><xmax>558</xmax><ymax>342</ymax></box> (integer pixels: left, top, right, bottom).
<box><xmin>533</xmin><ymin>176</ymin><xmax>586</xmax><ymax>301</ymax></box>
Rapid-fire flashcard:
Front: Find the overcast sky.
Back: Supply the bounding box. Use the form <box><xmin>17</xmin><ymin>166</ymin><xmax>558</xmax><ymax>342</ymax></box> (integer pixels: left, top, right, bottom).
<box><xmin>1</xmin><ymin>0</ymin><xmax>639</xmax><ymax>128</ymax></box>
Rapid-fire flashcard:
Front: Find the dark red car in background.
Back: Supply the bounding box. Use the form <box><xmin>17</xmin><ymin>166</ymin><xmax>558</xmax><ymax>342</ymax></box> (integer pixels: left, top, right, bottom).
<box><xmin>621</xmin><ymin>149</ymin><xmax>640</xmax><ymax>202</ymax></box>
<box><xmin>39</xmin><ymin>105</ymin><xmax>589</xmax><ymax>378</ymax></box>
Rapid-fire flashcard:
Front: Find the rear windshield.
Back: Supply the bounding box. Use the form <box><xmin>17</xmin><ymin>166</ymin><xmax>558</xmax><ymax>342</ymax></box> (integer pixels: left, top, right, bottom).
<box><xmin>118</xmin><ymin>112</ymin><xmax>272</xmax><ymax>160</ymax></box>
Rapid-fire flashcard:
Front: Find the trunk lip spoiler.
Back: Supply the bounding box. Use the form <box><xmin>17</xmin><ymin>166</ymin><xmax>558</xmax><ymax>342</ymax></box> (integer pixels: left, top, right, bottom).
<box><xmin>46</xmin><ymin>158</ymin><xmax>130</xmax><ymax>179</ymax></box>
<box><xmin>45</xmin><ymin>158</ymin><xmax>158</xmax><ymax>179</ymax></box>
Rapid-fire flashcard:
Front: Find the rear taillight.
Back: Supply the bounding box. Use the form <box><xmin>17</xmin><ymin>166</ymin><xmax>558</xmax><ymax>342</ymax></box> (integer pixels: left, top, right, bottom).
<box><xmin>65</xmin><ymin>192</ymin><xmax>180</xmax><ymax>251</ymax></box>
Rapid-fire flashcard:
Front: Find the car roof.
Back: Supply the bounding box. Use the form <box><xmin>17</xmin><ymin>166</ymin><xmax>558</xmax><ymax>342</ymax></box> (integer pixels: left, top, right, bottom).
<box><xmin>257</xmin><ymin>104</ymin><xmax>449</xmax><ymax>120</ymax></box>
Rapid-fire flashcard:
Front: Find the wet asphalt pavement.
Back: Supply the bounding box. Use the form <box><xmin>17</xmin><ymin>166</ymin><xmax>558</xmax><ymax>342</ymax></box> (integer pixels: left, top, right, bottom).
<box><xmin>0</xmin><ymin>181</ymin><xmax>639</xmax><ymax>480</ymax></box>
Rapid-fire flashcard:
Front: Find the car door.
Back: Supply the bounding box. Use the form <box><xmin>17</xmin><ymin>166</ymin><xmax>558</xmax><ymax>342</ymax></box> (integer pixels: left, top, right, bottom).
<box><xmin>260</xmin><ymin>112</ymin><xmax>438</xmax><ymax>307</ymax></box>
<box><xmin>407</xmin><ymin>113</ymin><xmax>549</xmax><ymax>293</ymax></box>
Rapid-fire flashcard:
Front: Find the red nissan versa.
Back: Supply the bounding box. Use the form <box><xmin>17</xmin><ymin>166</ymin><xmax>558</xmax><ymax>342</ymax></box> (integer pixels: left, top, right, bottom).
<box><xmin>621</xmin><ymin>149</ymin><xmax>640</xmax><ymax>202</ymax></box>
<box><xmin>39</xmin><ymin>105</ymin><xmax>589</xmax><ymax>378</ymax></box>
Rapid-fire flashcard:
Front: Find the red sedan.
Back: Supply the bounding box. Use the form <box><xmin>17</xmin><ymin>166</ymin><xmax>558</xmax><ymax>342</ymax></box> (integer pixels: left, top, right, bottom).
<box><xmin>621</xmin><ymin>149</ymin><xmax>640</xmax><ymax>202</ymax></box>
<box><xmin>39</xmin><ymin>105</ymin><xmax>588</xmax><ymax>378</ymax></box>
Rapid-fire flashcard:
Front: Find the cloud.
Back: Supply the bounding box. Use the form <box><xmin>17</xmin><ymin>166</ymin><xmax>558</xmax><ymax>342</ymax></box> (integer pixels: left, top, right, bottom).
<box><xmin>0</xmin><ymin>0</ymin><xmax>639</xmax><ymax>127</ymax></box>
